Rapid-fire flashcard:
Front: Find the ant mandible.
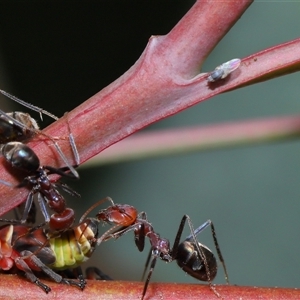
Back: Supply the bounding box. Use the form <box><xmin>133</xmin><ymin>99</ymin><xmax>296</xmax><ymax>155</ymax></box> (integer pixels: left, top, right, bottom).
<box><xmin>95</xmin><ymin>198</ymin><xmax>229</xmax><ymax>299</ymax></box>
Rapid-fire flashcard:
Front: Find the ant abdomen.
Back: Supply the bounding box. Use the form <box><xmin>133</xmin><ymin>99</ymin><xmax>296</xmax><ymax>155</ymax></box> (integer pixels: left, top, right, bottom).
<box><xmin>176</xmin><ymin>240</ymin><xmax>217</xmax><ymax>281</ymax></box>
<box><xmin>49</xmin><ymin>208</ymin><xmax>75</xmax><ymax>232</ymax></box>
<box><xmin>1</xmin><ymin>141</ymin><xmax>40</xmax><ymax>172</ymax></box>
<box><xmin>0</xmin><ymin>112</ymin><xmax>38</xmax><ymax>143</ymax></box>
<box><xmin>0</xmin><ymin>118</ymin><xmax>23</xmax><ymax>143</ymax></box>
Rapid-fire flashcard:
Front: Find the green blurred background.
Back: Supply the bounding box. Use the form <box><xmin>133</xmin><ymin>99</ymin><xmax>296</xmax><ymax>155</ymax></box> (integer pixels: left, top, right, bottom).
<box><xmin>0</xmin><ymin>1</ymin><xmax>300</xmax><ymax>289</ymax></box>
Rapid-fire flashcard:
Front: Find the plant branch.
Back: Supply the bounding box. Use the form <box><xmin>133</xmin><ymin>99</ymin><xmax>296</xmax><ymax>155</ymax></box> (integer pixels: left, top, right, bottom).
<box><xmin>0</xmin><ymin>0</ymin><xmax>254</xmax><ymax>214</ymax></box>
<box><xmin>1</xmin><ymin>1</ymin><xmax>300</xmax><ymax>213</ymax></box>
<box><xmin>0</xmin><ymin>1</ymin><xmax>300</xmax><ymax>298</ymax></box>
<box><xmin>0</xmin><ymin>275</ymin><xmax>299</xmax><ymax>300</ymax></box>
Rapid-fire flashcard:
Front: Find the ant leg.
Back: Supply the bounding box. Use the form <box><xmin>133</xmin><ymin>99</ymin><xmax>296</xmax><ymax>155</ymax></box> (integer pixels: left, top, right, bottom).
<box><xmin>37</xmin><ymin>193</ymin><xmax>51</xmax><ymax>223</ymax></box>
<box><xmin>186</xmin><ymin>216</ymin><xmax>228</xmax><ymax>297</ymax></box>
<box><xmin>96</xmin><ymin>222</ymin><xmax>139</xmax><ymax>245</ymax></box>
<box><xmin>14</xmin><ymin>206</ymin><xmax>22</xmax><ymax>221</ymax></box>
<box><xmin>20</xmin><ymin>250</ymin><xmax>86</xmax><ymax>290</ymax></box>
<box><xmin>57</xmin><ymin>267</ymin><xmax>88</xmax><ymax>287</ymax></box>
<box><xmin>0</xmin><ymin>178</ymin><xmax>14</xmax><ymax>187</ymax></box>
<box><xmin>53</xmin><ymin>181</ymin><xmax>81</xmax><ymax>197</ymax></box>
<box><xmin>142</xmin><ymin>254</ymin><xmax>158</xmax><ymax>300</ymax></box>
<box><xmin>184</xmin><ymin>217</ymin><xmax>214</xmax><ymax>285</ymax></box>
<box><xmin>134</xmin><ymin>222</ymin><xmax>145</xmax><ymax>251</ymax></box>
<box><xmin>141</xmin><ymin>249</ymin><xmax>152</xmax><ymax>281</ymax></box>
<box><xmin>27</xmin><ymin>201</ymin><xmax>37</xmax><ymax>224</ymax></box>
<box><xmin>169</xmin><ymin>214</ymin><xmax>187</xmax><ymax>254</ymax></box>
<box><xmin>60</xmin><ymin>267</ymin><xmax>86</xmax><ymax>290</ymax></box>
<box><xmin>14</xmin><ymin>255</ymin><xmax>51</xmax><ymax>293</ymax></box>
<box><xmin>68</xmin><ymin>132</ymin><xmax>79</xmax><ymax>165</ymax></box>
<box><xmin>210</xmin><ymin>221</ymin><xmax>229</xmax><ymax>283</ymax></box>
<box><xmin>45</xmin><ymin>164</ymin><xmax>79</xmax><ymax>179</ymax></box>
<box><xmin>60</xmin><ymin>277</ymin><xmax>86</xmax><ymax>290</ymax></box>
<box><xmin>65</xmin><ymin>112</ymin><xmax>80</xmax><ymax>166</ymax></box>
<box><xmin>170</xmin><ymin>215</ymin><xmax>222</xmax><ymax>297</ymax></box>
<box><xmin>0</xmin><ymin>192</ymin><xmax>36</xmax><ymax>225</ymax></box>
<box><xmin>186</xmin><ymin>219</ymin><xmax>229</xmax><ymax>283</ymax></box>
<box><xmin>46</xmin><ymin>142</ymin><xmax>79</xmax><ymax>178</ymax></box>
<box><xmin>20</xmin><ymin>192</ymin><xmax>35</xmax><ymax>224</ymax></box>
<box><xmin>33</xmin><ymin>132</ymin><xmax>80</xmax><ymax>179</ymax></box>
<box><xmin>85</xmin><ymin>267</ymin><xmax>113</xmax><ymax>280</ymax></box>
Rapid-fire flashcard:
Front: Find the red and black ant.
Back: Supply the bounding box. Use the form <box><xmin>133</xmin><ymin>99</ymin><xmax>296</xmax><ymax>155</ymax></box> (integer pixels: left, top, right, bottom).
<box><xmin>95</xmin><ymin>198</ymin><xmax>229</xmax><ymax>299</ymax></box>
<box><xmin>0</xmin><ymin>90</ymin><xmax>80</xmax><ymax>232</ymax></box>
<box><xmin>0</xmin><ymin>142</ymin><xmax>80</xmax><ymax>231</ymax></box>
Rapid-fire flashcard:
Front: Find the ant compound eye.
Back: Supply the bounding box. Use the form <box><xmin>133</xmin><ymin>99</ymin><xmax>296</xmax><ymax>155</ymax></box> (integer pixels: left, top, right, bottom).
<box><xmin>207</xmin><ymin>58</ymin><xmax>241</xmax><ymax>82</ymax></box>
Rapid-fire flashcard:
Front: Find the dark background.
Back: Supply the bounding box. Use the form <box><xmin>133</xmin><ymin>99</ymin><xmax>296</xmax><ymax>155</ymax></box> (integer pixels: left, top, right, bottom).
<box><xmin>1</xmin><ymin>1</ymin><xmax>300</xmax><ymax>288</ymax></box>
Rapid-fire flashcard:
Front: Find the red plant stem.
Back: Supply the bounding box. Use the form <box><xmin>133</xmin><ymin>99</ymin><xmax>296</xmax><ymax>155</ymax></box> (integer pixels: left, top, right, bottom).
<box><xmin>0</xmin><ymin>2</ymin><xmax>299</xmax><ymax>298</ymax></box>
<box><xmin>0</xmin><ymin>0</ymin><xmax>253</xmax><ymax>214</ymax></box>
<box><xmin>1</xmin><ymin>1</ymin><xmax>300</xmax><ymax>213</ymax></box>
<box><xmin>153</xmin><ymin>1</ymin><xmax>252</xmax><ymax>77</ymax></box>
<box><xmin>0</xmin><ymin>275</ymin><xmax>299</xmax><ymax>300</ymax></box>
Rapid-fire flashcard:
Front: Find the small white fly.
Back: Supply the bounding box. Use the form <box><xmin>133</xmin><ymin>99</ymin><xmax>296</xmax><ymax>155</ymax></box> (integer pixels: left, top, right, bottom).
<box><xmin>207</xmin><ymin>58</ymin><xmax>241</xmax><ymax>83</ymax></box>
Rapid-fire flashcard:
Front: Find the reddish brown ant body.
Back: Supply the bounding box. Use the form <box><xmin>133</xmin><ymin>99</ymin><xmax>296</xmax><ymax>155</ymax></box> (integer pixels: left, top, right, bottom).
<box><xmin>0</xmin><ymin>196</ymin><xmax>227</xmax><ymax>297</ymax></box>
<box><xmin>96</xmin><ymin>198</ymin><xmax>229</xmax><ymax>299</ymax></box>
<box><xmin>0</xmin><ymin>141</ymin><xmax>80</xmax><ymax>232</ymax></box>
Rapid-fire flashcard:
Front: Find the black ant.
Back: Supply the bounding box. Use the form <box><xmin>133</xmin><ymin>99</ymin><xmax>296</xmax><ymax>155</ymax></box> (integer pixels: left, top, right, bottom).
<box><xmin>0</xmin><ymin>141</ymin><xmax>80</xmax><ymax>232</ymax></box>
<box><xmin>95</xmin><ymin>198</ymin><xmax>229</xmax><ymax>299</ymax></box>
<box><xmin>0</xmin><ymin>90</ymin><xmax>80</xmax><ymax>232</ymax></box>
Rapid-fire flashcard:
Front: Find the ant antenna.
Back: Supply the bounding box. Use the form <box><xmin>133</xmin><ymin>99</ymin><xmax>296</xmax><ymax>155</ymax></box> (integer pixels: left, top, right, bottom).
<box><xmin>0</xmin><ymin>89</ymin><xmax>59</xmax><ymax>121</ymax></box>
<box><xmin>79</xmin><ymin>197</ymin><xmax>114</xmax><ymax>223</ymax></box>
<box><xmin>65</xmin><ymin>112</ymin><xmax>80</xmax><ymax>166</ymax></box>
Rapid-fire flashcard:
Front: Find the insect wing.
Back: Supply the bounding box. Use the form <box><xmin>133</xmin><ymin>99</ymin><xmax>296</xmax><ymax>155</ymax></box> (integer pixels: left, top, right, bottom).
<box><xmin>207</xmin><ymin>58</ymin><xmax>241</xmax><ymax>82</ymax></box>
<box><xmin>220</xmin><ymin>58</ymin><xmax>241</xmax><ymax>77</ymax></box>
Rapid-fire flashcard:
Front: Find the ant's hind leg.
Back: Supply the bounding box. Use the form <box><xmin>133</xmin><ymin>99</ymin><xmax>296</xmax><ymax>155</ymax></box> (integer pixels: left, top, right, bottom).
<box><xmin>85</xmin><ymin>267</ymin><xmax>113</xmax><ymax>280</ymax></box>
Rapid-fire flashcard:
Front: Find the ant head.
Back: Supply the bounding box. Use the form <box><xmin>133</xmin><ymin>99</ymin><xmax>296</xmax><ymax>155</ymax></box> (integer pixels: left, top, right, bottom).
<box><xmin>154</xmin><ymin>238</ymin><xmax>172</xmax><ymax>262</ymax></box>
